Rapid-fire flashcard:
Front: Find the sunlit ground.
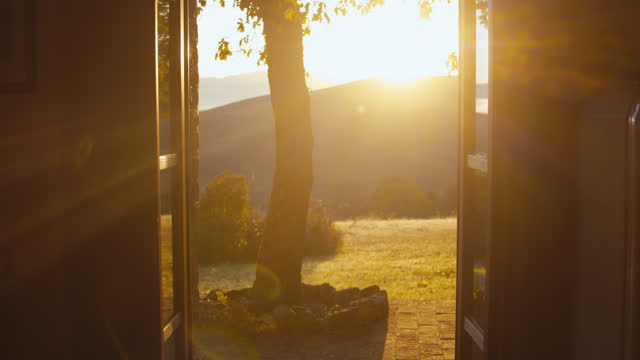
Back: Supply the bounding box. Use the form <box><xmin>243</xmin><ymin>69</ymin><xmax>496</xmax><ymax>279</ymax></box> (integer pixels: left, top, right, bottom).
<box><xmin>161</xmin><ymin>215</ymin><xmax>174</xmax><ymax>323</ymax></box>
<box><xmin>198</xmin><ymin>217</ymin><xmax>457</xmax><ymax>300</ymax></box>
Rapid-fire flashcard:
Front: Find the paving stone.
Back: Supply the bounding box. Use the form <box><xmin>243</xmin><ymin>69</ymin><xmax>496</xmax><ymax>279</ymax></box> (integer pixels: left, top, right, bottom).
<box><xmin>395</xmin><ymin>342</ymin><xmax>419</xmax><ymax>351</ymax></box>
<box><xmin>419</xmin><ymin>324</ymin><xmax>438</xmax><ymax>333</ymax></box>
<box><xmin>395</xmin><ymin>355</ymin><xmax>420</xmax><ymax>360</ymax></box>
<box><xmin>439</xmin><ymin>321</ymin><xmax>455</xmax><ymax>333</ymax></box>
<box><xmin>435</xmin><ymin>301</ymin><xmax>456</xmax><ymax>314</ymax></box>
<box><xmin>397</xmin><ymin>313</ymin><xmax>418</xmax><ymax>329</ymax></box>
<box><xmin>443</xmin><ymin>349</ymin><xmax>456</xmax><ymax>360</ymax></box>
<box><xmin>419</xmin><ymin>342</ymin><xmax>444</xmax><ymax>356</ymax></box>
<box><xmin>395</xmin><ymin>343</ymin><xmax>419</xmax><ymax>360</ymax></box>
<box><xmin>397</xmin><ymin>329</ymin><xmax>418</xmax><ymax>343</ymax></box>
<box><xmin>397</xmin><ymin>304</ymin><xmax>417</xmax><ymax>313</ymax></box>
<box><xmin>395</xmin><ymin>353</ymin><xmax>420</xmax><ymax>359</ymax></box>
<box><xmin>418</xmin><ymin>314</ymin><xmax>438</xmax><ymax>326</ymax></box>
<box><xmin>439</xmin><ymin>325</ymin><xmax>456</xmax><ymax>339</ymax></box>
<box><xmin>440</xmin><ymin>332</ymin><xmax>456</xmax><ymax>340</ymax></box>
<box><xmin>436</xmin><ymin>313</ymin><xmax>456</xmax><ymax>322</ymax></box>
<box><xmin>417</xmin><ymin>305</ymin><xmax>436</xmax><ymax>313</ymax></box>
<box><xmin>441</xmin><ymin>339</ymin><xmax>456</xmax><ymax>350</ymax></box>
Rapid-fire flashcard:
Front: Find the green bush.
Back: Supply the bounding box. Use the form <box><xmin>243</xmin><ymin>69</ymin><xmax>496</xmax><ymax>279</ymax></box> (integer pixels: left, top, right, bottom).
<box><xmin>305</xmin><ymin>203</ymin><xmax>344</xmax><ymax>257</ymax></box>
<box><xmin>198</xmin><ymin>172</ymin><xmax>343</xmax><ymax>263</ymax></box>
<box><xmin>199</xmin><ymin>171</ymin><xmax>252</xmax><ymax>264</ymax></box>
<box><xmin>245</xmin><ymin>204</ymin><xmax>343</xmax><ymax>259</ymax></box>
<box><xmin>373</xmin><ymin>177</ymin><xmax>438</xmax><ymax>219</ymax></box>
<box><xmin>244</xmin><ymin>209</ymin><xmax>265</xmax><ymax>261</ymax></box>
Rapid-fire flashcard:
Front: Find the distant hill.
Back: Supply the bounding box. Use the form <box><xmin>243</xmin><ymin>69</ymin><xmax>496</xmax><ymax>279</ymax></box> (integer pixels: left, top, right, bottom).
<box><xmin>199</xmin><ymin>71</ymin><xmax>335</xmax><ymax>110</ymax></box>
<box><xmin>199</xmin><ymin>76</ymin><xmax>459</xmax><ymax>215</ymax></box>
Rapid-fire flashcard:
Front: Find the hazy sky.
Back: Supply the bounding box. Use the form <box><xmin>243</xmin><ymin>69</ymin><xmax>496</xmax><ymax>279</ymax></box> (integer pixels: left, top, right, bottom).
<box><xmin>197</xmin><ymin>0</ymin><xmax>464</xmax><ymax>83</ymax></box>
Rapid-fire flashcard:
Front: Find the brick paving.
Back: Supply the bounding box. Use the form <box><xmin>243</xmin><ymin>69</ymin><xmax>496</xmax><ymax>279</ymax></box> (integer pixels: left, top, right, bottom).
<box><xmin>193</xmin><ymin>299</ymin><xmax>456</xmax><ymax>360</ymax></box>
<box><xmin>388</xmin><ymin>300</ymin><xmax>456</xmax><ymax>360</ymax></box>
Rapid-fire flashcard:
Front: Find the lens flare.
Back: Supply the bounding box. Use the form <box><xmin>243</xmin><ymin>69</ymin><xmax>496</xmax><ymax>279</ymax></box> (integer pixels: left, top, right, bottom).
<box><xmin>191</xmin><ymin>324</ymin><xmax>261</xmax><ymax>360</ymax></box>
<box><xmin>254</xmin><ymin>264</ymin><xmax>281</xmax><ymax>301</ymax></box>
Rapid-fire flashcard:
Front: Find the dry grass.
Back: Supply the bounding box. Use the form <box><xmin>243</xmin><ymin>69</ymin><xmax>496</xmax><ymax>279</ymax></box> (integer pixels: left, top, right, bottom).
<box><xmin>198</xmin><ymin>217</ymin><xmax>457</xmax><ymax>300</ymax></box>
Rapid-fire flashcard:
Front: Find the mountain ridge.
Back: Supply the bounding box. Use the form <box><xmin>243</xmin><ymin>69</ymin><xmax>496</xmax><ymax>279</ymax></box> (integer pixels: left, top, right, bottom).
<box><xmin>198</xmin><ymin>76</ymin><xmax>459</xmax><ymax>216</ymax></box>
<box><xmin>199</xmin><ymin>71</ymin><xmax>335</xmax><ymax>110</ymax></box>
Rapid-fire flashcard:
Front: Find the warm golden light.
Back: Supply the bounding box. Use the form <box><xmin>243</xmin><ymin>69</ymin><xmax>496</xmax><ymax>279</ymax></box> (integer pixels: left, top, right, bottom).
<box><xmin>198</xmin><ymin>0</ymin><xmax>459</xmax><ymax>83</ymax></box>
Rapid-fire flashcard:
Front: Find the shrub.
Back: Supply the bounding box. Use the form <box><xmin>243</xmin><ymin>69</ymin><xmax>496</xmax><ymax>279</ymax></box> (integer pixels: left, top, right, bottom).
<box><xmin>373</xmin><ymin>177</ymin><xmax>438</xmax><ymax>219</ymax></box>
<box><xmin>304</xmin><ymin>202</ymin><xmax>344</xmax><ymax>257</ymax></box>
<box><xmin>437</xmin><ymin>182</ymin><xmax>458</xmax><ymax>216</ymax></box>
<box><xmin>199</xmin><ymin>171</ymin><xmax>252</xmax><ymax>264</ymax></box>
<box><xmin>198</xmin><ymin>171</ymin><xmax>343</xmax><ymax>263</ymax></box>
<box><xmin>244</xmin><ymin>209</ymin><xmax>266</xmax><ymax>261</ymax></box>
<box><xmin>244</xmin><ymin>203</ymin><xmax>343</xmax><ymax>259</ymax></box>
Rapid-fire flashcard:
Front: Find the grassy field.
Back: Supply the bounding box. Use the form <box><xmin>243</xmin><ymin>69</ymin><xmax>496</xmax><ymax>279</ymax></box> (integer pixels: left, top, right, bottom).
<box><xmin>161</xmin><ymin>215</ymin><xmax>174</xmax><ymax>322</ymax></box>
<box><xmin>198</xmin><ymin>217</ymin><xmax>457</xmax><ymax>300</ymax></box>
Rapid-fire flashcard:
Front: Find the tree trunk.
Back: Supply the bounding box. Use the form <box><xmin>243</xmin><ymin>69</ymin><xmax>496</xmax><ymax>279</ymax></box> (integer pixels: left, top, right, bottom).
<box><xmin>252</xmin><ymin>4</ymin><xmax>313</xmax><ymax>304</ymax></box>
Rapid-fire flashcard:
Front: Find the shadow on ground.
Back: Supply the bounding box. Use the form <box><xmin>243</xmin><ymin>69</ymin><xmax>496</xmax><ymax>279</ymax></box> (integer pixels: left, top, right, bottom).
<box><xmin>192</xmin><ymin>300</ymin><xmax>456</xmax><ymax>360</ymax></box>
<box><xmin>192</xmin><ymin>315</ymin><xmax>389</xmax><ymax>360</ymax></box>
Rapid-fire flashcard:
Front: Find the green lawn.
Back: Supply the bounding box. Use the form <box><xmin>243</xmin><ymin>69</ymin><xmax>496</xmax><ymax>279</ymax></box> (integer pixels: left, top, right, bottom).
<box><xmin>161</xmin><ymin>215</ymin><xmax>174</xmax><ymax>323</ymax></box>
<box><xmin>198</xmin><ymin>217</ymin><xmax>457</xmax><ymax>300</ymax></box>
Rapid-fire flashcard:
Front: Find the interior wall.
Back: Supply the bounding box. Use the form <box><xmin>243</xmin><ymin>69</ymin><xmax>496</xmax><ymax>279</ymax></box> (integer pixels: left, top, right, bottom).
<box><xmin>2</xmin><ymin>1</ymin><xmax>162</xmax><ymax>359</ymax></box>
<box><xmin>571</xmin><ymin>2</ymin><xmax>639</xmax><ymax>359</ymax></box>
<box><xmin>2</xmin><ymin>1</ymin><xmax>88</xmax><ymax>356</ymax></box>
<box><xmin>490</xmin><ymin>1</ymin><xmax>639</xmax><ymax>359</ymax></box>
<box><xmin>576</xmin><ymin>90</ymin><xmax>632</xmax><ymax>360</ymax></box>
<box><xmin>573</xmin><ymin>2</ymin><xmax>640</xmax><ymax>358</ymax></box>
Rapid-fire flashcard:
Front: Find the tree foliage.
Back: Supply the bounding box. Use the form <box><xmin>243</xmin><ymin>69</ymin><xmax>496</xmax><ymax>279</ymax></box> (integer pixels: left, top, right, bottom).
<box><xmin>373</xmin><ymin>177</ymin><xmax>438</xmax><ymax>219</ymax></box>
<box><xmin>195</xmin><ymin>0</ymin><xmax>452</xmax><ymax>66</ymax></box>
<box><xmin>158</xmin><ymin>0</ymin><xmax>172</xmax><ymax>122</ymax></box>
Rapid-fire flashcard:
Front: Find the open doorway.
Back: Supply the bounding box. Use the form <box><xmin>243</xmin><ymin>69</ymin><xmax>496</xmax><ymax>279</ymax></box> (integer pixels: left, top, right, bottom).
<box><xmin>157</xmin><ymin>0</ymin><xmax>478</xmax><ymax>359</ymax></box>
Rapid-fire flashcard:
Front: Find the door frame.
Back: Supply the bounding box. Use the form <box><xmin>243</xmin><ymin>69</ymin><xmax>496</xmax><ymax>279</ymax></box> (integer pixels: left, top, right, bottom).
<box><xmin>456</xmin><ymin>0</ymin><xmax>494</xmax><ymax>358</ymax></box>
<box><xmin>156</xmin><ymin>0</ymin><xmax>194</xmax><ymax>358</ymax></box>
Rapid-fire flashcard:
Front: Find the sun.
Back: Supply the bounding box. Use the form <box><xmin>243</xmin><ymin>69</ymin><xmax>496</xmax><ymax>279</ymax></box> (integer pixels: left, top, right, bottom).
<box><xmin>304</xmin><ymin>0</ymin><xmax>459</xmax><ymax>83</ymax></box>
<box><xmin>198</xmin><ymin>1</ymin><xmax>459</xmax><ymax>83</ymax></box>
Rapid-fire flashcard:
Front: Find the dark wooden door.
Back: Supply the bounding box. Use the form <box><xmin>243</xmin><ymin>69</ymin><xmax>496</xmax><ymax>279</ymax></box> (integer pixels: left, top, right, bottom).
<box><xmin>457</xmin><ymin>0</ymin><xmax>491</xmax><ymax>358</ymax></box>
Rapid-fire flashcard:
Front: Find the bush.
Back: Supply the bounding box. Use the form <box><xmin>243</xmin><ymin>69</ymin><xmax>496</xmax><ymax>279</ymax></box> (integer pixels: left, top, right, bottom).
<box><xmin>373</xmin><ymin>177</ymin><xmax>438</xmax><ymax>219</ymax></box>
<box><xmin>198</xmin><ymin>172</ymin><xmax>343</xmax><ymax>263</ymax></box>
<box><xmin>305</xmin><ymin>202</ymin><xmax>344</xmax><ymax>257</ymax></box>
<box><xmin>246</xmin><ymin>203</ymin><xmax>343</xmax><ymax>259</ymax></box>
<box><xmin>199</xmin><ymin>171</ymin><xmax>252</xmax><ymax>264</ymax></box>
<box><xmin>437</xmin><ymin>182</ymin><xmax>458</xmax><ymax>217</ymax></box>
<box><xmin>244</xmin><ymin>209</ymin><xmax>265</xmax><ymax>261</ymax></box>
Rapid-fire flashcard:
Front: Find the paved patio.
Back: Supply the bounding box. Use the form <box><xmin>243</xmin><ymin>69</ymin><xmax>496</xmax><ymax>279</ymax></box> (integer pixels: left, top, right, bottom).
<box><xmin>388</xmin><ymin>300</ymin><xmax>456</xmax><ymax>360</ymax></box>
<box><xmin>192</xmin><ymin>299</ymin><xmax>456</xmax><ymax>360</ymax></box>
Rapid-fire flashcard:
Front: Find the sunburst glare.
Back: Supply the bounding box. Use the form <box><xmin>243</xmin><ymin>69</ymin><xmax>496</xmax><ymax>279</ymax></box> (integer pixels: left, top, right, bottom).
<box><xmin>198</xmin><ymin>0</ymin><xmax>458</xmax><ymax>83</ymax></box>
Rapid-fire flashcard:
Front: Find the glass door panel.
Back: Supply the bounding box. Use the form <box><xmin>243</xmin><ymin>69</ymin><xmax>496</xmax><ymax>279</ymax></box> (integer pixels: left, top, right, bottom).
<box><xmin>470</xmin><ymin>0</ymin><xmax>489</xmax><ymax>332</ymax></box>
<box><xmin>158</xmin><ymin>0</ymin><xmax>175</xmax><ymax>326</ymax></box>
<box><xmin>157</xmin><ymin>0</ymin><xmax>189</xmax><ymax>358</ymax></box>
<box><xmin>459</xmin><ymin>0</ymin><xmax>491</xmax><ymax>358</ymax></box>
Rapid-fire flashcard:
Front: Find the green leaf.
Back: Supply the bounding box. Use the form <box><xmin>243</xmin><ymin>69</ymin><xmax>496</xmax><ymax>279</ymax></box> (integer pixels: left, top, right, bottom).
<box><xmin>215</xmin><ymin>38</ymin><xmax>232</xmax><ymax>61</ymax></box>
